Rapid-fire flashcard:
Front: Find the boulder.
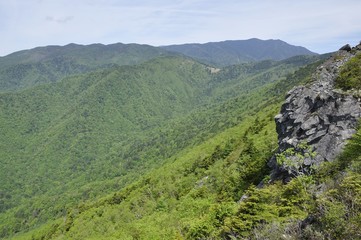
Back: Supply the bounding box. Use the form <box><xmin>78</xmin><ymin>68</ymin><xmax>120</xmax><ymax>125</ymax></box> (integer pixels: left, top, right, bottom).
<box><xmin>339</xmin><ymin>44</ymin><xmax>352</xmax><ymax>51</ymax></box>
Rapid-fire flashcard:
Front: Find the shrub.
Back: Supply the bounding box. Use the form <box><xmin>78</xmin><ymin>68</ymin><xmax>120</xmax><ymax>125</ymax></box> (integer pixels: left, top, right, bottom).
<box><xmin>335</xmin><ymin>53</ymin><xmax>361</xmax><ymax>90</ymax></box>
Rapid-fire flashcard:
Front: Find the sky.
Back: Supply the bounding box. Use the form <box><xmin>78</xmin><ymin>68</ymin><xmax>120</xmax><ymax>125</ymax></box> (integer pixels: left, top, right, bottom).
<box><xmin>0</xmin><ymin>0</ymin><xmax>360</xmax><ymax>56</ymax></box>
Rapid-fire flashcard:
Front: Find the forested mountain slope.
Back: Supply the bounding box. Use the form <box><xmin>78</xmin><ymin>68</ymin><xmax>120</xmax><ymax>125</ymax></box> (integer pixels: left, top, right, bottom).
<box><xmin>12</xmin><ymin>46</ymin><xmax>358</xmax><ymax>240</ymax></box>
<box><xmin>0</xmin><ymin>43</ymin><xmax>172</xmax><ymax>91</ymax></box>
<box><xmin>0</xmin><ymin>46</ymin><xmax>327</xmax><ymax>238</ymax></box>
<box><xmin>0</xmin><ymin>39</ymin><xmax>317</xmax><ymax>91</ymax></box>
<box><xmin>162</xmin><ymin>38</ymin><xmax>317</xmax><ymax>66</ymax></box>
<box><xmin>5</xmin><ymin>51</ymin><xmax>328</xmax><ymax>239</ymax></box>
<box><xmin>0</xmin><ymin>46</ymin><xmax>324</xmax><ymax>237</ymax></box>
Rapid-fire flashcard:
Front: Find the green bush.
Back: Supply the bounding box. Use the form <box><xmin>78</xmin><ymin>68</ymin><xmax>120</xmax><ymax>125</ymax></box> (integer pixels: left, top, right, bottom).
<box><xmin>335</xmin><ymin>53</ymin><xmax>361</xmax><ymax>90</ymax></box>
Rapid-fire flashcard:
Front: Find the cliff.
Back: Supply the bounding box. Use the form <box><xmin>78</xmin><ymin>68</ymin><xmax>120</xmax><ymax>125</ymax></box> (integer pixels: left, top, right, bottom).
<box><xmin>271</xmin><ymin>43</ymin><xmax>361</xmax><ymax>178</ymax></box>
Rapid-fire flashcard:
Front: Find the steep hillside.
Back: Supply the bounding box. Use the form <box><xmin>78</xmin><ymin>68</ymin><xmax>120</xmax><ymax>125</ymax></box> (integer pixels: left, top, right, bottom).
<box><xmin>162</xmin><ymin>38</ymin><xmax>317</xmax><ymax>66</ymax></box>
<box><xmin>272</xmin><ymin>49</ymin><xmax>360</xmax><ymax>177</ymax></box>
<box><xmin>242</xmin><ymin>44</ymin><xmax>361</xmax><ymax>239</ymax></box>
<box><xmin>5</xmin><ymin>43</ymin><xmax>360</xmax><ymax>240</ymax></box>
<box><xmin>0</xmin><ymin>50</ymin><xmax>325</xmax><ymax>239</ymax></box>
<box><xmin>27</xmin><ymin>46</ymin><xmax>360</xmax><ymax>240</ymax></box>
<box><xmin>0</xmin><ymin>43</ymin><xmax>172</xmax><ymax>91</ymax></box>
<box><xmin>0</xmin><ymin>51</ymin><xmax>327</xmax><ymax>239</ymax></box>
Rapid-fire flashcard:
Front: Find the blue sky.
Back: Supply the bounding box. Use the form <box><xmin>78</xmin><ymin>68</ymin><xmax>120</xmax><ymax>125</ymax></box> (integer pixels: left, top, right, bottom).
<box><xmin>0</xmin><ymin>0</ymin><xmax>360</xmax><ymax>56</ymax></box>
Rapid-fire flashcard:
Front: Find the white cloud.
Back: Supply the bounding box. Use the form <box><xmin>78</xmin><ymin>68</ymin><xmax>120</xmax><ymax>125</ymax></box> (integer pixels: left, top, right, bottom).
<box><xmin>0</xmin><ymin>0</ymin><xmax>360</xmax><ymax>56</ymax></box>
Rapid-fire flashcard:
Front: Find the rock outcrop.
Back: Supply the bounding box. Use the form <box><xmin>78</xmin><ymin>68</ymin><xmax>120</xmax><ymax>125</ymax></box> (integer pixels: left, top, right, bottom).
<box><xmin>339</xmin><ymin>44</ymin><xmax>352</xmax><ymax>52</ymax></box>
<box><xmin>270</xmin><ymin>44</ymin><xmax>361</xmax><ymax>178</ymax></box>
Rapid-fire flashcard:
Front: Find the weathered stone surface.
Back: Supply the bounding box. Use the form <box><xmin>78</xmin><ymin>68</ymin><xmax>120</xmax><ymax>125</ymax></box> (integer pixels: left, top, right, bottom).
<box><xmin>270</xmin><ymin>44</ymin><xmax>361</xmax><ymax>178</ymax></box>
<box><xmin>301</xmin><ymin>115</ymin><xmax>319</xmax><ymax>130</ymax></box>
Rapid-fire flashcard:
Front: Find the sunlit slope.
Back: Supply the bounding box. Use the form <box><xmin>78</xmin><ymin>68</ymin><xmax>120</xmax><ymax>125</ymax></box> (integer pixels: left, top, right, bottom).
<box><xmin>0</xmin><ymin>54</ymin><xmax>325</xmax><ymax>238</ymax></box>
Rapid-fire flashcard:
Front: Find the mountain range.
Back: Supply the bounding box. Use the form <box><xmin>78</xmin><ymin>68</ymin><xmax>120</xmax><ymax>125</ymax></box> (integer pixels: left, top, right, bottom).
<box><xmin>1</xmin><ymin>38</ymin><xmax>359</xmax><ymax>240</ymax></box>
<box><xmin>0</xmin><ymin>38</ymin><xmax>317</xmax><ymax>91</ymax></box>
<box><xmin>162</xmin><ymin>38</ymin><xmax>317</xmax><ymax>66</ymax></box>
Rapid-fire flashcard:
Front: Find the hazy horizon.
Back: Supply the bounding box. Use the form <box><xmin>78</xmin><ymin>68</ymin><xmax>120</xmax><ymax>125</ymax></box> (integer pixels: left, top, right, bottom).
<box><xmin>1</xmin><ymin>0</ymin><xmax>360</xmax><ymax>56</ymax></box>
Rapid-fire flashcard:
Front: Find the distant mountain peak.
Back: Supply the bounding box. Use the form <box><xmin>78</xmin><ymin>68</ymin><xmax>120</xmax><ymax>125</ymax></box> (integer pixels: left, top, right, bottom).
<box><xmin>162</xmin><ymin>38</ymin><xmax>317</xmax><ymax>66</ymax></box>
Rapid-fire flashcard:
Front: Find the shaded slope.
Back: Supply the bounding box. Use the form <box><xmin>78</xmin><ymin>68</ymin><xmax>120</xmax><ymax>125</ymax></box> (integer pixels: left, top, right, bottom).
<box><xmin>162</xmin><ymin>38</ymin><xmax>317</xmax><ymax>66</ymax></box>
<box><xmin>0</xmin><ymin>39</ymin><xmax>317</xmax><ymax>91</ymax></box>
<box><xmin>0</xmin><ymin>43</ymin><xmax>173</xmax><ymax>91</ymax></box>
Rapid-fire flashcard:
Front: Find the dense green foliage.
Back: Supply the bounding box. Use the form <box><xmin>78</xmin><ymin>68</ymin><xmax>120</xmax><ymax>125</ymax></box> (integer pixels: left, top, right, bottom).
<box><xmin>240</xmin><ymin>129</ymin><xmax>361</xmax><ymax>240</ymax></box>
<box><xmin>8</xmin><ymin>104</ymin><xmax>280</xmax><ymax>240</ymax></box>
<box><xmin>30</xmin><ymin>92</ymin><xmax>360</xmax><ymax>240</ymax></box>
<box><xmin>37</xmin><ymin>111</ymin><xmax>361</xmax><ymax>240</ymax></box>
<box><xmin>0</xmin><ymin>46</ymin><xmax>332</xmax><ymax>239</ymax></box>
<box><xmin>335</xmin><ymin>53</ymin><xmax>361</xmax><ymax>90</ymax></box>
<box><xmin>13</xmin><ymin>89</ymin><xmax>361</xmax><ymax>239</ymax></box>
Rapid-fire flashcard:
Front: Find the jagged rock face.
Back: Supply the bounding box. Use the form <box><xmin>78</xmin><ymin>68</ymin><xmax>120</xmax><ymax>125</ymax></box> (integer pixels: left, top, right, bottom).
<box><xmin>273</xmin><ymin>47</ymin><xmax>361</xmax><ymax>170</ymax></box>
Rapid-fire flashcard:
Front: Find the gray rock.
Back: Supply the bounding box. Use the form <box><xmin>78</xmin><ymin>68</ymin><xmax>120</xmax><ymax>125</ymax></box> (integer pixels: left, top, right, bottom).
<box><xmin>301</xmin><ymin>115</ymin><xmax>320</xmax><ymax>130</ymax></box>
<box><xmin>307</xmin><ymin>129</ymin><xmax>327</xmax><ymax>143</ymax></box>
<box><xmin>304</xmin><ymin>157</ymin><xmax>312</xmax><ymax>166</ymax></box>
<box><xmin>306</xmin><ymin>128</ymin><xmax>317</xmax><ymax>136</ymax></box>
<box><xmin>270</xmin><ymin>47</ymin><xmax>361</xmax><ymax>179</ymax></box>
<box><xmin>339</xmin><ymin>44</ymin><xmax>352</xmax><ymax>52</ymax></box>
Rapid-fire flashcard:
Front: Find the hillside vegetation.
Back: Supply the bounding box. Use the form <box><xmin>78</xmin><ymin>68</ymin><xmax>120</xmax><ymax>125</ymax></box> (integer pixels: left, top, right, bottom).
<box><xmin>336</xmin><ymin>52</ymin><xmax>361</xmax><ymax>90</ymax></box>
<box><xmin>2</xmin><ymin>39</ymin><xmax>349</xmax><ymax>239</ymax></box>
<box><xmin>0</xmin><ymin>51</ymin><xmax>327</xmax><ymax>239</ymax></box>
<box><xmin>30</xmin><ymin>51</ymin><xmax>360</xmax><ymax>240</ymax></box>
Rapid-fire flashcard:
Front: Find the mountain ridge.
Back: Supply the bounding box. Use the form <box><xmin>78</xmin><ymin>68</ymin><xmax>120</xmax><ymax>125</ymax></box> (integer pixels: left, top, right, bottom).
<box><xmin>0</xmin><ymin>39</ymin><xmax>317</xmax><ymax>92</ymax></box>
<box><xmin>0</xmin><ymin>43</ymin><xmax>175</xmax><ymax>91</ymax></box>
<box><xmin>162</xmin><ymin>38</ymin><xmax>318</xmax><ymax>66</ymax></box>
